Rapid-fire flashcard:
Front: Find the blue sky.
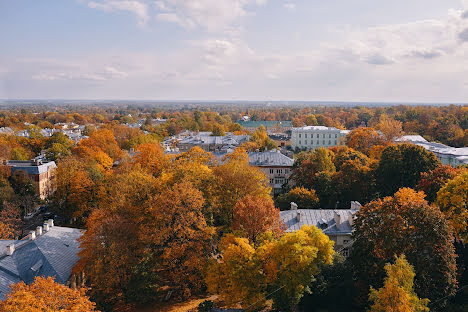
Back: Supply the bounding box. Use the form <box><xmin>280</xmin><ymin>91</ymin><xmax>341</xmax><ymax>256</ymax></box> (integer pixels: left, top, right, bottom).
<box><xmin>1</xmin><ymin>0</ymin><xmax>468</xmax><ymax>101</ymax></box>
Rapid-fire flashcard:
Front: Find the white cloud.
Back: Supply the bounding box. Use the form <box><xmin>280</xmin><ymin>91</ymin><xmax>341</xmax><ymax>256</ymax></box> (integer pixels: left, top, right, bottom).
<box><xmin>88</xmin><ymin>0</ymin><xmax>149</xmax><ymax>26</ymax></box>
<box><xmin>283</xmin><ymin>2</ymin><xmax>295</xmax><ymax>10</ymax></box>
<box><xmin>32</xmin><ymin>66</ymin><xmax>128</xmax><ymax>82</ymax></box>
<box><xmin>154</xmin><ymin>0</ymin><xmax>268</xmax><ymax>31</ymax></box>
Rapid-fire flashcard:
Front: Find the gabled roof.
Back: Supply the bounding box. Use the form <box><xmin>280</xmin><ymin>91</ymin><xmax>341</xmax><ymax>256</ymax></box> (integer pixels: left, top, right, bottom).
<box><xmin>0</xmin><ymin>226</ymin><xmax>82</xmax><ymax>299</ymax></box>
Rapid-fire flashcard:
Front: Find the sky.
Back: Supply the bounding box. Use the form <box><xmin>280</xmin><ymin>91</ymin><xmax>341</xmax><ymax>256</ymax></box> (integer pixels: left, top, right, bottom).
<box><xmin>1</xmin><ymin>0</ymin><xmax>468</xmax><ymax>102</ymax></box>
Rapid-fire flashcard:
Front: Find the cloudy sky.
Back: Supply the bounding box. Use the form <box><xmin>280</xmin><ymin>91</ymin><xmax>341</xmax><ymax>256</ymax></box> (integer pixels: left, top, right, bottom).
<box><xmin>1</xmin><ymin>0</ymin><xmax>468</xmax><ymax>102</ymax></box>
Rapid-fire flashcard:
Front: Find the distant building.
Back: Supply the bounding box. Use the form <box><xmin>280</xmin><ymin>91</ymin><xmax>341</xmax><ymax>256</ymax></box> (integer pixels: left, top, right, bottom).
<box><xmin>5</xmin><ymin>160</ymin><xmax>57</xmax><ymax>199</ymax></box>
<box><xmin>396</xmin><ymin>135</ymin><xmax>468</xmax><ymax>166</ymax></box>
<box><xmin>166</xmin><ymin>132</ymin><xmax>250</xmax><ymax>153</ymax></box>
<box><xmin>291</xmin><ymin>126</ymin><xmax>349</xmax><ymax>151</ymax></box>
<box><xmin>237</xmin><ymin>120</ymin><xmax>293</xmax><ymax>134</ymax></box>
<box><xmin>280</xmin><ymin>201</ymin><xmax>361</xmax><ymax>257</ymax></box>
<box><xmin>0</xmin><ymin>221</ymin><xmax>82</xmax><ymax>299</ymax></box>
<box><xmin>248</xmin><ymin>150</ymin><xmax>294</xmax><ymax>195</ymax></box>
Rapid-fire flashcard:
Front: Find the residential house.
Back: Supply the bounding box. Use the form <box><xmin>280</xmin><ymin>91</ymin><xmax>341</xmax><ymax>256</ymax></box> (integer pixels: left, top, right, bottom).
<box><xmin>0</xmin><ymin>221</ymin><xmax>82</xmax><ymax>299</ymax></box>
<box><xmin>280</xmin><ymin>201</ymin><xmax>361</xmax><ymax>257</ymax></box>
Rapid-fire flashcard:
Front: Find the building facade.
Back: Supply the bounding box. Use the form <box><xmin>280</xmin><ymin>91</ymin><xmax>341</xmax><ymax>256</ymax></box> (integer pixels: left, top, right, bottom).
<box><xmin>291</xmin><ymin>126</ymin><xmax>349</xmax><ymax>151</ymax></box>
<box><xmin>248</xmin><ymin>150</ymin><xmax>294</xmax><ymax>195</ymax></box>
<box><xmin>6</xmin><ymin>160</ymin><xmax>57</xmax><ymax>199</ymax></box>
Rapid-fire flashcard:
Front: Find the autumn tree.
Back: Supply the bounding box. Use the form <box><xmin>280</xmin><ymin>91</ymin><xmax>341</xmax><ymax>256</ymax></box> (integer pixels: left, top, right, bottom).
<box><xmin>346</xmin><ymin>127</ymin><xmax>385</xmax><ymax>156</ymax></box>
<box><xmin>250</xmin><ymin>125</ymin><xmax>276</xmax><ymax>151</ymax></box>
<box><xmin>437</xmin><ymin>170</ymin><xmax>468</xmax><ymax>240</ymax></box>
<box><xmin>206</xmin><ymin>225</ymin><xmax>334</xmax><ymax>311</ymax></box>
<box><xmin>212</xmin><ymin>148</ymin><xmax>271</xmax><ymax>227</ymax></box>
<box><xmin>376</xmin><ymin>115</ymin><xmax>403</xmax><ymax>142</ymax></box>
<box><xmin>276</xmin><ymin>187</ymin><xmax>320</xmax><ymax>210</ymax></box>
<box><xmin>375</xmin><ymin>144</ymin><xmax>440</xmax><ymax>196</ymax></box>
<box><xmin>417</xmin><ymin>165</ymin><xmax>460</xmax><ymax>203</ymax></box>
<box><xmin>293</xmin><ymin>147</ymin><xmax>336</xmax><ymax>190</ymax></box>
<box><xmin>133</xmin><ymin>142</ymin><xmax>168</xmax><ymax>177</ymax></box>
<box><xmin>0</xmin><ymin>276</ymin><xmax>97</xmax><ymax>312</ymax></box>
<box><xmin>351</xmin><ymin>188</ymin><xmax>457</xmax><ymax>310</ymax></box>
<box><xmin>232</xmin><ymin>195</ymin><xmax>285</xmax><ymax>243</ymax></box>
<box><xmin>368</xmin><ymin>255</ymin><xmax>429</xmax><ymax>312</ymax></box>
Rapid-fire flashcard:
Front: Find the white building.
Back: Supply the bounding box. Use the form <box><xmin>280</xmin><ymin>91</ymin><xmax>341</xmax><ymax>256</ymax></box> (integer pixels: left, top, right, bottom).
<box><xmin>291</xmin><ymin>126</ymin><xmax>349</xmax><ymax>151</ymax></box>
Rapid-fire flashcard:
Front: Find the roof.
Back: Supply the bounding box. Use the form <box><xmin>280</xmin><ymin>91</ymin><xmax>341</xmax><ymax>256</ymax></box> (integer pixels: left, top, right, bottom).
<box><xmin>0</xmin><ymin>226</ymin><xmax>82</xmax><ymax>299</ymax></box>
<box><xmin>7</xmin><ymin>160</ymin><xmax>56</xmax><ymax>175</ymax></box>
<box><xmin>248</xmin><ymin>150</ymin><xmax>294</xmax><ymax>167</ymax></box>
<box><xmin>280</xmin><ymin>209</ymin><xmax>358</xmax><ymax>235</ymax></box>
<box><xmin>292</xmin><ymin>126</ymin><xmax>346</xmax><ymax>132</ymax></box>
<box><xmin>395</xmin><ymin>135</ymin><xmax>427</xmax><ymax>143</ymax></box>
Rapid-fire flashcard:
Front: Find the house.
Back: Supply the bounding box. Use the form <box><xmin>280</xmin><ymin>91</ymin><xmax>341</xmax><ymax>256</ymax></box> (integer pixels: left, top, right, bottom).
<box><xmin>396</xmin><ymin>135</ymin><xmax>468</xmax><ymax>166</ymax></box>
<box><xmin>280</xmin><ymin>201</ymin><xmax>361</xmax><ymax>257</ymax></box>
<box><xmin>166</xmin><ymin>132</ymin><xmax>251</xmax><ymax>153</ymax></box>
<box><xmin>5</xmin><ymin>159</ymin><xmax>57</xmax><ymax>199</ymax></box>
<box><xmin>248</xmin><ymin>150</ymin><xmax>294</xmax><ymax>195</ymax></box>
<box><xmin>0</xmin><ymin>220</ymin><xmax>82</xmax><ymax>299</ymax></box>
<box><xmin>291</xmin><ymin>126</ymin><xmax>349</xmax><ymax>151</ymax></box>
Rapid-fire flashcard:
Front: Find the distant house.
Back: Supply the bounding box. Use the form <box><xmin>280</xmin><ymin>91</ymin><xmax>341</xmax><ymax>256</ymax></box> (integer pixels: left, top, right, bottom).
<box><xmin>5</xmin><ymin>159</ymin><xmax>57</xmax><ymax>199</ymax></box>
<box><xmin>166</xmin><ymin>132</ymin><xmax>251</xmax><ymax>153</ymax></box>
<box><xmin>0</xmin><ymin>221</ymin><xmax>82</xmax><ymax>299</ymax></box>
<box><xmin>280</xmin><ymin>201</ymin><xmax>361</xmax><ymax>257</ymax></box>
<box><xmin>248</xmin><ymin>150</ymin><xmax>294</xmax><ymax>195</ymax></box>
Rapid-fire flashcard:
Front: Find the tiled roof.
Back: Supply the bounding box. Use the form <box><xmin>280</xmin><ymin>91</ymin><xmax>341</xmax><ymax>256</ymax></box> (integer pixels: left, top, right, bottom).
<box><xmin>0</xmin><ymin>226</ymin><xmax>82</xmax><ymax>299</ymax></box>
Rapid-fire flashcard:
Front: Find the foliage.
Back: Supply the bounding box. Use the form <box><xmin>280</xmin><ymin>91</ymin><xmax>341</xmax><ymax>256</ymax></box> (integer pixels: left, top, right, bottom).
<box><xmin>375</xmin><ymin>144</ymin><xmax>440</xmax><ymax>196</ymax></box>
<box><xmin>0</xmin><ymin>276</ymin><xmax>97</xmax><ymax>312</ymax></box>
<box><xmin>346</xmin><ymin>127</ymin><xmax>385</xmax><ymax>156</ymax></box>
<box><xmin>206</xmin><ymin>225</ymin><xmax>334</xmax><ymax>311</ymax></box>
<box><xmin>351</xmin><ymin>188</ymin><xmax>457</xmax><ymax>310</ymax></box>
<box><xmin>276</xmin><ymin>187</ymin><xmax>320</xmax><ymax>209</ymax></box>
<box><xmin>250</xmin><ymin>125</ymin><xmax>277</xmax><ymax>151</ymax></box>
<box><xmin>368</xmin><ymin>255</ymin><xmax>430</xmax><ymax>312</ymax></box>
<box><xmin>198</xmin><ymin>300</ymin><xmax>214</xmax><ymax>312</ymax></box>
<box><xmin>232</xmin><ymin>195</ymin><xmax>285</xmax><ymax>243</ymax></box>
<box><xmin>417</xmin><ymin>165</ymin><xmax>460</xmax><ymax>203</ymax></box>
<box><xmin>437</xmin><ymin>170</ymin><xmax>468</xmax><ymax>240</ymax></box>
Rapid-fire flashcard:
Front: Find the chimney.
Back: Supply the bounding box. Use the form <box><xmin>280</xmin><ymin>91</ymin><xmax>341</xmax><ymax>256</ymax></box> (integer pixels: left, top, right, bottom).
<box><xmin>43</xmin><ymin>223</ymin><xmax>49</xmax><ymax>232</ymax></box>
<box><xmin>290</xmin><ymin>202</ymin><xmax>298</xmax><ymax>210</ymax></box>
<box><xmin>334</xmin><ymin>212</ymin><xmax>341</xmax><ymax>230</ymax></box>
<box><xmin>348</xmin><ymin>213</ymin><xmax>355</xmax><ymax>227</ymax></box>
<box><xmin>36</xmin><ymin>226</ymin><xmax>43</xmax><ymax>236</ymax></box>
<box><xmin>29</xmin><ymin>231</ymin><xmax>36</xmax><ymax>241</ymax></box>
<box><xmin>6</xmin><ymin>244</ymin><xmax>15</xmax><ymax>255</ymax></box>
<box><xmin>47</xmin><ymin>219</ymin><xmax>54</xmax><ymax>227</ymax></box>
<box><xmin>296</xmin><ymin>211</ymin><xmax>301</xmax><ymax>222</ymax></box>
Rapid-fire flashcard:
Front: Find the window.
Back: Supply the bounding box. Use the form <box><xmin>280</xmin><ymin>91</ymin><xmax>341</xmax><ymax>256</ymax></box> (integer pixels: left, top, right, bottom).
<box><xmin>334</xmin><ymin>140</ymin><xmax>337</xmax><ymax>145</ymax></box>
<box><xmin>305</xmin><ymin>140</ymin><xmax>307</xmax><ymax>145</ymax></box>
<box><xmin>342</xmin><ymin>248</ymin><xmax>349</xmax><ymax>257</ymax></box>
<box><xmin>335</xmin><ymin>134</ymin><xmax>338</xmax><ymax>138</ymax></box>
<box><xmin>305</xmin><ymin>134</ymin><xmax>307</xmax><ymax>138</ymax></box>
<box><xmin>299</xmin><ymin>140</ymin><xmax>301</xmax><ymax>145</ymax></box>
<box><xmin>277</xmin><ymin>169</ymin><xmax>283</xmax><ymax>174</ymax></box>
<box><xmin>316</xmin><ymin>134</ymin><xmax>319</xmax><ymax>138</ymax></box>
<box><xmin>270</xmin><ymin>169</ymin><xmax>274</xmax><ymax>174</ymax></box>
<box><xmin>285</xmin><ymin>169</ymin><xmax>289</xmax><ymax>174</ymax></box>
<box><xmin>299</xmin><ymin>134</ymin><xmax>301</xmax><ymax>138</ymax></box>
<box><xmin>323</xmin><ymin>140</ymin><xmax>325</xmax><ymax>145</ymax></box>
<box><xmin>343</xmin><ymin>239</ymin><xmax>349</xmax><ymax>244</ymax></box>
<box><xmin>323</xmin><ymin>134</ymin><xmax>325</xmax><ymax>138</ymax></box>
<box><xmin>269</xmin><ymin>179</ymin><xmax>274</xmax><ymax>184</ymax></box>
<box><xmin>328</xmin><ymin>140</ymin><xmax>331</xmax><ymax>145</ymax></box>
<box><xmin>329</xmin><ymin>134</ymin><xmax>331</xmax><ymax>138</ymax></box>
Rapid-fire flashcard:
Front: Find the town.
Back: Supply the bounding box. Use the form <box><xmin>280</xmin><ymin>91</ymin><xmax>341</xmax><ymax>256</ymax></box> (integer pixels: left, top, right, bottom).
<box><xmin>0</xmin><ymin>103</ymin><xmax>466</xmax><ymax>311</ymax></box>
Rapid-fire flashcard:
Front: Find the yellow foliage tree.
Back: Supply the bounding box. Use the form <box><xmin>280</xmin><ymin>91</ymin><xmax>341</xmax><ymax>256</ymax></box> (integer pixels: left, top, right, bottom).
<box><xmin>0</xmin><ymin>276</ymin><xmax>97</xmax><ymax>312</ymax></box>
<box><xmin>437</xmin><ymin>170</ymin><xmax>468</xmax><ymax>239</ymax></box>
<box><xmin>369</xmin><ymin>255</ymin><xmax>429</xmax><ymax>312</ymax></box>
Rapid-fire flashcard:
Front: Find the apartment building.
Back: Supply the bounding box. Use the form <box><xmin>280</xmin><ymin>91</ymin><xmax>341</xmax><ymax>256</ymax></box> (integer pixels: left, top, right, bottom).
<box><xmin>6</xmin><ymin>159</ymin><xmax>57</xmax><ymax>199</ymax></box>
<box><xmin>291</xmin><ymin>126</ymin><xmax>349</xmax><ymax>151</ymax></box>
<box><xmin>248</xmin><ymin>150</ymin><xmax>294</xmax><ymax>195</ymax></box>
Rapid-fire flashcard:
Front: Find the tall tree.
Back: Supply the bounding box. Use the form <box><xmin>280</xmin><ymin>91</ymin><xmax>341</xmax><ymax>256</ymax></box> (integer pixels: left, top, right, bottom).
<box><xmin>375</xmin><ymin>144</ymin><xmax>440</xmax><ymax>196</ymax></box>
<box><xmin>417</xmin><ymin>165</ymin><xmax>460</xmax><ymax>203</ymax></box>
<box><xmin>351</xmin><ymin>188</ymin><xmax>457</xmax><ymax>310</ymax></box>
<box><xmin>346</xmin><ymin>127</ymin><xmax>385</xmax><ymax>156</ymax></box>
<box><xmin>368</xmin><ymin>255</ymin><xmax>429</xmax><ymax>312</ymax></box>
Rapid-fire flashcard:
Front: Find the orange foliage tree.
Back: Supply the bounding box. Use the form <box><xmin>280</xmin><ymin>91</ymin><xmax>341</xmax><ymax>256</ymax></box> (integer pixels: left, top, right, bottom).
<box><xmin>232</xmin><ymin>195</ymin><xmax>285</xmax><ymax>243</ymax></box>
<box><xmin>0</xmin><ymin>276</ymin><xmax>97</xmax><ymax>312</ymax></box>
<box><xmin>346</xmin><ymin>127</ymin><xmax>385</xmax><ymax>156</ymax></box>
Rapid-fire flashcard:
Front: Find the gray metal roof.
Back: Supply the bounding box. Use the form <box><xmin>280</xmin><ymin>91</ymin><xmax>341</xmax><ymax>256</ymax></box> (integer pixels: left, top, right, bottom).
<box><xmin>280</xmin><ymin>209</ymin><xmax>358</xmax><ymax>235</ymax></box>
<box><xmin>8</xmin><ymin>160</ymin><xmax>56</xmax><ymax>175</ymax></box>
<box><xmin>248</xmin><ymin>150</ymin><xmax>294</xmax><ymax>167</ymax></box>
<box><xmin>0</xmin><ymin>226</ymin><xmax>82</xmax><ymax>299</ymax></box>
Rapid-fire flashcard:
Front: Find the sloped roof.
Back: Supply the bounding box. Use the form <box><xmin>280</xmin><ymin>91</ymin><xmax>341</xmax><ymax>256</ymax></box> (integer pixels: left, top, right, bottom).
<box><xmin>248</xmin><ymin>150</ymin><xmax>294</xmax><ymax>167</ymax></box>
<box><xmin>0</xmin><ymin>226</ymin><xmax>82</xmax><ymax>299</ymax></box>
<box><xmin>280</xmin><ymin>209</ymin><xmax>358</xmax><ymax>235</ymax></box>
<box><xmin>7</xmin><ymin>160</ymin><xmax>56</xmax><ymax>175</ymax></box>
